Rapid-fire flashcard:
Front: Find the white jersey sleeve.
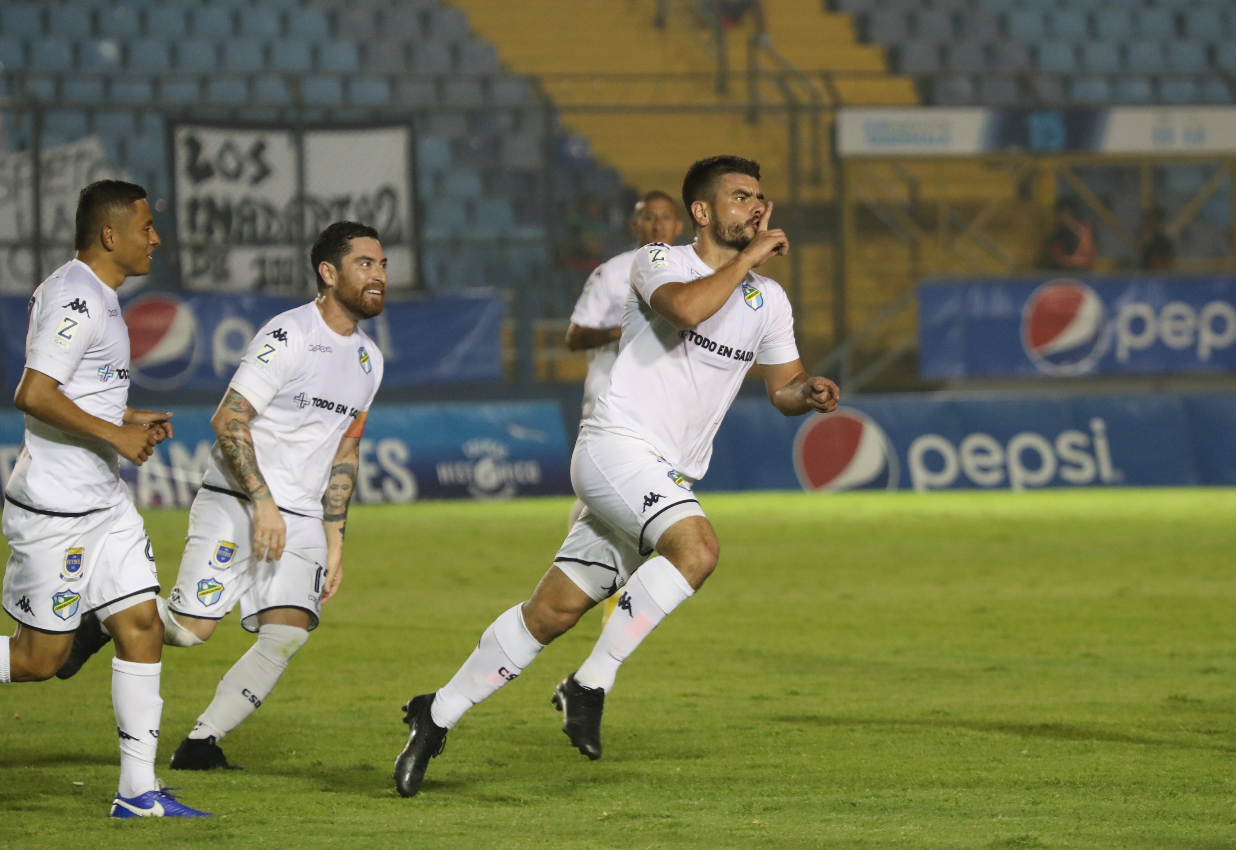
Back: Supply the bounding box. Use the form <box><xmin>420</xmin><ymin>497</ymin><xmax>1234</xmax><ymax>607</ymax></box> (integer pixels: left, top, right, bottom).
<box><xmin>630</xmin><ymin>242</ymin><xmax>686</xmax><ymax>304</ymax></box>
<box><xmin>570</xmin><ymin>266</ymin><xmax>617</xmax><ymax>329</ymax></box>
<box><xmin>754</xmin><ymin>279</ymin><xmax>800</xmax><ymax>366</ymax></box>
<box><xmin>229</xmin><ymin>320</ymin><xmax>307</xmax><ymax>414</ymax></box>
<box><xmin>25</xmin><ymin>274</ymin><xmax>105</xmax><ymax>385</ymax></box>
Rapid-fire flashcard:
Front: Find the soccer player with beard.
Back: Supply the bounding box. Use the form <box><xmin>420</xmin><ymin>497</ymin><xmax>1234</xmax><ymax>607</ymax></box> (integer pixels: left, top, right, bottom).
<box><xmin>59</xmin><ymin>222</ymin><xmax>387</xmax><ymax>771</ymax></box>
<box><xmin>393</xmin><ymin>156</ymin><xmax>840</xmax><ymax>797</ymax></box>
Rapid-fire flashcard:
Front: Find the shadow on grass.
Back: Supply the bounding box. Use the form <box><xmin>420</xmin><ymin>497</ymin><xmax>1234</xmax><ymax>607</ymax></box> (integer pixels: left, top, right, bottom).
<box><xmin>772</xmin><ymin>715</ymin><xmax>1236</xmax><ymax>752</ymax></box>
<box><xmin>0</xmin><ymin>751</ymin><xmax>115</xmax><ymax>768</ymax></box>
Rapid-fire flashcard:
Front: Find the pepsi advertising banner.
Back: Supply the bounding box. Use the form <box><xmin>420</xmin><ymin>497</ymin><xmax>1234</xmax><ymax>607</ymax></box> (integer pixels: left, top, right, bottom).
<box><xmin>918</xmin><ymin>277</ymin><xmax>1236</xmax><ymax>379</ymax></box>
<box><xmin>0</xmin><ymin>402</ymin><xmax>571</xmax><ymax>509</ymax></box>
<box><xmin>0</xmin><ymin>292</ymin><xmax>504</xmax><ymax>391</ymax></box>
<box><xmin>701</xmin><ymin>393</ymin><xmax>1236</xmax><ymax>494</ymax></box>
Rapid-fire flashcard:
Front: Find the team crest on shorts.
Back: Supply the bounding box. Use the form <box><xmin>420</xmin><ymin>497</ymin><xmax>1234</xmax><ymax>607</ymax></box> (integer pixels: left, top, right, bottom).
<box><xmin>211</xmin><ymin>541</ymin><xmax>237</xmax><ymax>568</ymax></box>
<box><xmin>60</xmin><ymin>547</ymin><xmax>85</xmax><ymax>581</ymax></box>
<box><xmin>197</xmin><ymin>578</ymin><xmax>224</xmax><ymax>607</ymax></box>
<box><xmin>52</xmin><ymin>590</ymin><xmax>81</xmax><ymax>621</ymax></box>
<box><xmin>667</xmin><ymin>470</ymin><xmax>691</xmax><ymax>490</ymax></box>
<box><xmin>741</xmin><ymin>282</ymin><xmax>764</xmax><ymax>311</ymax></box>
<box><xmin>358</xmin><ymin>346</ymin><xmax>372</xmax><ymax>374</ymax></box>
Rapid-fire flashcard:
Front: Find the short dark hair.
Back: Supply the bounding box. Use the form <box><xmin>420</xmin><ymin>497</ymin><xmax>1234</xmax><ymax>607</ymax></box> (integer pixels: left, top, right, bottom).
<box><xmin>634</xmin><ymin>190</ymin><xmax>677</xmax><ymax>217</ymax></box>
<box><xmin>681</xmin><ymin>155</ymin><xmax>761</xmax><ymax>227</ymax></box>
<box><xmin>310</xmin><ymin>221</ymin><xmax>380</xmax><ymax>292</ymax></box>
<box><xmin>74</xmin><ymin>180</ymin><xmax>147</xmax><ymax>251</ymax></box>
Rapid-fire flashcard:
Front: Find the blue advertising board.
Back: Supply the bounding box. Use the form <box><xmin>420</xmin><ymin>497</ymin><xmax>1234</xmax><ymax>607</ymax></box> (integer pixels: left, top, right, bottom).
<box><xmin>0</xmin><ymin>292</ymin><xmax>504</xmax><ymax>391</ymax></box>
<box><xmin>700</xmin><ymin>392</ymin><xmax>1236</xmax><ymax>494</ymax></box>
<box><xmin>0</xmin><ymin>402</ymin><xmax>571</xmax><ymax>509</ymax></box>
<box><xmin>918</xmin><ymin>277</ymin><xmax>1236</xmax><ymax>379</ymax></box>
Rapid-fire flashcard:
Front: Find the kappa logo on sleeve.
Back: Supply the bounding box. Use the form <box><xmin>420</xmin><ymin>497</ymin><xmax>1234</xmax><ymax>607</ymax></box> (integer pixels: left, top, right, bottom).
<box><xmin>53</xmin><ymin>315</ymin><xmax>80</xmax><ymax>348</ymax></box>
<box><xmin>267</xmin><ymin>327</ymin><xmax>289</xmax><ymax>345</ymax></box>
<box><xmin>646</xmin><ymin>243</ymin><xmax>669</xmax><ymax>269</ymax></box>
<box><xmin>61</xmin><ymin>298</ymin><xmax>90</xmax><ymax>316</ymax></box>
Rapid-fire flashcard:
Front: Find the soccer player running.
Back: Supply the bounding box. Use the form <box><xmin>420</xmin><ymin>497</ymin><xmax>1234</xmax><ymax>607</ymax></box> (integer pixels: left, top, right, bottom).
<box><xmin>565</xmin><ymin>191</ymin><xmax>682</xmax><ymax>623</ymax></box>
<box><xmin>394</xmin><ymin>155</ymin><xmax>840</xmax><ymax>797</ymax></box>
<box><xmin>0</xmin><ymin>180</ymin><xmax>210</xmax><ymax>817</ymax></box>
<box><xmin>59</xmin><ymin>221</ymin><xmax>386</xmax><ymax>771</ymax></box>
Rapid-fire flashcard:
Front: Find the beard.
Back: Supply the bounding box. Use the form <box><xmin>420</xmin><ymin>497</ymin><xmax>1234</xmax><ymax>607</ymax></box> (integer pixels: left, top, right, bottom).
<box><xmin>710</xmin><ymin>217</ymin><xmax>754</xmax><ymax>250</ymax></box>
<box><xmin>337</xmin><ymin>279</ymin><xmax>385</xmax><ymax>319</ymax></box>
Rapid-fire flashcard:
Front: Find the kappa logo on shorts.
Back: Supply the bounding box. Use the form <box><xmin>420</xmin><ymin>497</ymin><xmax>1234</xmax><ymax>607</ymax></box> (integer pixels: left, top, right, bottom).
<box><xmin>741</xmin><ymin>281</ymin><xmax>764</xmax><ymax>311</ymax></box>
<box><xmin>52</xmin><ymin>590</ymin><xmax>81</xmax><ymax>621</ymax></box>
<box><xmin>211</xmin><ymin>541</ymin><xmax>237</xmax><ymax>568</ymax></box>
<box><xmin>642</xmin><ymin>492</ymin><xmax>663</xmax><ymax>511</ymax></box>
<box><xmin>197</xmin><ymin>578</ymin><xmax>224</xmax><ymax>607</ymax></box>
<box><xmin>358</xmin><ymin>346</ymin><xmax>372</xmax><ymax>374</ymax></box>
<box><xmin>15</xmin><ymin>595</ymin><xmax>33</xmax><ymax>615</ymax></box>
<box><xmin>667</xmin><ymin>470</ymin><xmax>691</xmax><ymax>490</ymax></box>
<box><xmin>169</xmin><ymin>587</ymin><xmax>183</xmax><ymax>606</ymax></box>
<box><xmin>60</xmin><ymin>547</ymin><xmax>85</xmax><ymax>581</ymax></box>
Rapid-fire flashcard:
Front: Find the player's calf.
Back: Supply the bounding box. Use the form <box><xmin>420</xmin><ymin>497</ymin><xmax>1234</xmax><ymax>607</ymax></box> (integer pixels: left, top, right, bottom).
<box><xmin>5</xmin><ymin>631</ymin><xmax>73</xmax><ymax>682</ymax></box>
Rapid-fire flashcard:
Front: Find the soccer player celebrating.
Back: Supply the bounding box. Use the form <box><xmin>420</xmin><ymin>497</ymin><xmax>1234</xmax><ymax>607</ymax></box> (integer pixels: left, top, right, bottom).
<box><xmin>394</xmin><ymin>156</ymin><xmax>839</xmax><ymax>797</ymax></box>
<box><xmin>59</xmin><ymin>221</ymin><xmax>386</xmax><ymax>771</ymax></box>
<box><xmin>0</xmin><ymin>180</ymin><xmax>210</xmax><ymax>818</ymax></box>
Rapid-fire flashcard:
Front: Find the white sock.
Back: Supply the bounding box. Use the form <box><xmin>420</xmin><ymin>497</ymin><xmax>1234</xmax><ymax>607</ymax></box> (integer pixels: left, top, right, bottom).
<box><xmin>157</xmin><ymin>596</ymin><xmax>203</xmax><ymax>647</ymax></box>
<box><xmin>0</xmin><ymin>636</ymin><xmax>9</xmax><ymax>683</ymax></box>
<box><xmin>189</xmin><ymin>624</ymin><xmax>308</xmax><ymax>741</ymax></box>
<box><xmin>575</xmin><ymin>556</ymin><xmax>695</xmax><ymax>693</ymax></box>
<box><xmin>431</xmin><ymin>604</ymin><xmax>544</xmax><ymax>730</ymax></box>
<box><xmin>112</xmin><ymin>658</ymin><xmax>162</xmax><ymax>799</ymax></box>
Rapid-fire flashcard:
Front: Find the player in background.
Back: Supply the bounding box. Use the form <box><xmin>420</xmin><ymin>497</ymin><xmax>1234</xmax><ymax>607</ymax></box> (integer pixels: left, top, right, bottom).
<box><xmin>393</xmin><ymin>156</ymin><xmax>839</xmax><ymax>797</ymax></box>
<box><xmin>59</xmin><ymin>222</ymin><xmax>386</xmax><ymax>771</ymax></box>
<box><xmin>0</xmin><ymin>180</ymin><xmax>210</xmax><ymax>818</ymax></box>
<box><xmin>565</xmin><ymin>191</ymin><xmax>682</xmax><ymax>623</ymax></box>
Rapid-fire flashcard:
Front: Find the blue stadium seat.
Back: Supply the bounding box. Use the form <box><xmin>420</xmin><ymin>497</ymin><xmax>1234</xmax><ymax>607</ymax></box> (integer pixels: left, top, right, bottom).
<box><xmin>1093</xmin><ymin>10</ymin><xmax>1133</xmax><ymax>40</ymax></box>
<box><xmin>1036</xmin><ymin>41</ymin><xmax>1077</xmax><ymax>73</ymax></box>
<box><xmin>933</xmin><ymin>74</ymin><xmax>975</xmax><ymax>105</ymax></box>
<box><xmin>990</xmin><ymin>40</ymin><xmax>1031</xmax><ymax>71</ymax></box>
<box><xmin>867</xmin><ymin>11</ymin><xmax>910</xmax><ymax>43</ymax></box>
<box><xmin>382</xmin><ymin>10</ymin><xmax>423</xmax><ymax>42</ymax></box>
<box><xmin>1049</xmin><ymin>9</ymin><xmax>1089</xmax><ymax>39</ymax></box>
<box><xmin>128</xmin><ymin>38</ymin><xmax>171</xmax><ymax>72</ymax></box>
<box><xmin>95</xmin><ymin>110</ymin><xmax>137</xmax><ymax>136</ymax></box>
<box><xmin>110</xmin><ymin>80</ymin><xmax>153</xmax><ymax>103</ymax></box>
<box><xmin>1</xmin><ymin>6</ymin><xmax>45</xmax><ymax>39</ymax></box>
<box><xmin>271</xmin><ymin>40</ymin><xmax>311</xmax><ymax>72</ymax></box>
<box><xmin>191</xmin><ymin>8</ymin><xmax>234</xmax><ymax>39</ymax></box>
<box><xmin>206</xmin><ymin>79</ymin><xmax>248</xmax><ymax>104</ymax></box>
<box><xmin>223</xmin><ymin>40</ymin><xmax>265</xmax><ymax>72</ymax></box>
<box><xmin>337</xmin><ymin>9</ymin><xmax>377</xmax><ymax>40</ymax></box>
<box><xmin>491</xmin><ymin>77</ymin><xmax>529</xmax><ymax>106</ymax></box>
<box><xmin>125</xmin><ymin>133</ymin><xmax>165</xmax><ymax>170</ymax></box>
<box><xmin>916</xmin><ymin>10</ymin><xmax>954</xmax><ymax>39</ymax></box>
<box><xmin>1005</xmin><ymin>10</ymin><xmax>1045</xmax><ymax>41</ymax></box>
<box><xmin>43</xmin><ymin>109</ymin><xmax>89</xmax><ymax>141</ymax></box>
<box><xmin>239</xmin><ymin>8</ymin><xmax>282</xmax><ymax>39</ymax></box>
<box><xmin>144</xmin><ymin>8</ymin><xmax>187</xmax><ymax>39</ymax></box>
<box><xmin>49</xmin><ymin>7</ymin><xmax>93</xmax><ymax>40</ymax></box>
<box><xmin>253</xmin><ymin>75</ymin><xmax>291</xmax><ymax>103</ymax></box>
<box><xmin>348</xmin><ymin>76</ymin><xmax>390</xmax><ymax>105</ymax></box>
<box><xmin>63</xmin><ymin>79</ymin><xmax>104</xmax><ymax>102</ymax></box>
<box><xmin>444</xmin><ymin>167</ymin><xmax>483</xmax><ymax>198</ymax></box>
<box><xmin>899</xmin><ymin>42</ymin><xmax>942</xmax><ymax>73</ymax></box>
<box><xmin>1113</xmin><ymin>77</ymin><xmax>1153</xmax><ymax>103</ymax></box>
<box><xmin>1159</xmin><ymin>76</ymin><xmax>1199</xmax><ymax>103</ymax></box>
<box><xmin>287</xmin><ymin>8</ymin><xmax>329</xmax><ymax>40</ymax></box>
<box><xmin>417</xmin><ymin>135</ymin><xmax>452</xmax><ymax>173</ymax></box>
<box><xmin>367</xmin><ymin>41</ymin><xmax>408</xmax><ymax>72</ymax></box>
<box><xmin>1125</xmin><ymin>40</ymin><xmax>1165</xmax><ymax>72</ymax></box>
<box><xmin>413</xmin><ymin>41</ymin><xmax>453</xmax><ymax>73</ymax></box>
<box><xmin>158</xmin><ymin>80</ymin><xmax>200</xmax><ymax>105</ymax></box>
<box><xmin>1029</xmin><ymin>76</ymin><xmax>1065</xmax><ymax>104</ymax></box>
<box><xmin>960</xmin><ymin>10</ymin><xmax>1000</xmax><ymax>41</ymax></box>
<box><xmin>474</xmin><ymin>198</ymin><xmax>515</xmax><ymax>233</ymax></box>
<box><xmin>422</xmin><ymin>199</ymin><xmax>468</xmax><ymax>239</ymax></box>
<box><xmin>1134</xmin><ymin>9</ymin><xmax>1175</xmax><ymax>38</ymax></box>
<box><xmin>1080</xmin><ymin>41</ymin><xmax>1120</xmax><ymax>72</ymax></box>
<box><xmin>1201</xmin><ymin>77</ymin><xmax>1232</xmax><ymax>103</ymax></box>
<box><xmin>394</xmin><ymin>78</ymin><xmax>437</xmax><ymax>105</ymax></box>
<box><xmin>978</xmin><ymin>75</ymin><xmax>1019</xmax><ymax>105</ymax></box>
<box><xmin>947</xmin><ymin>42</ymin><xmax>988</xmax><ymax>73</ymax></box>
<box><xmin>29</xmin><ymin>39</ymin><xmax>74</xmax><ymax>71</ymax></box>
<box><xmin>175</xmin><ymin>40</ymin><xmax>217</xmax><ymax>73</ymax></box>
<box><xmin>317</xmin><ymin>41</ymin><xmax>359</xmax><ymax>72</ymax></box>
<box><xmin>1183</xmin><ymin>9</ymin><xmax>1224</xmax><ymax>41</ymax></box>
<box><xmin>427</xmin><ymin>6</ymin><xmax>470</xmax><ymax>42</ymax></box>
<box><xmin>99</xmin><ymin>6</ymin><xmax>140</xmax><ymax>40</ymax></box>
<box><xmin>0</xmin><ymin>38</ymin><xmax>25</xmax><ymax>71</ymax></box>
<box><xmin>1166</xmin><ymin>41</ymin><xmax>1207</xmax><ymax>73</ymax></box>
<box><xmin>443</xmin><ymin>79</ymin><xmax>484</xmax><ymax>106</ymax></box>
<box><xmin>300</xmin><ymin>75</ymin><xmax>343</xmax><ymax>104</ymax></box>
<box><xmin>1069</xmin><ymin>75</ymin><xmax>1111</xmax><ymax>103</ymax></box>
<box><xmin>79</xmin><ymin>39</ymin><xmax>124</xmax><ymax>72</ymax></box>
<box><xmin>458</xmin><ymin>41</ymin><xmax>498</xmax><ymax>73</ymax></box>
<box><xmin>1218</xmin><ymin>43</ymin><xmax>1236</xmax><ymax>73</ymax></box>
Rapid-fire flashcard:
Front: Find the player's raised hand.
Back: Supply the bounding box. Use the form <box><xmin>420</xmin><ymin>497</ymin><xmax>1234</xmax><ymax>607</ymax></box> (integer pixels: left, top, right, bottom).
<box><xmin>803</xmin><ymin>376</ymin><xmax>840</xmax><ymax>413</ymax></box>
<box><xmin>251</xmin><ymin>499</ymin><xmax>287</xmax><ymax>562</ymax></box>
<box><xmin>741</xmin><ymin>201</ymin><xmax>789</xmax><ymax>268</ymax></box>
<box><xmin>111</xmin><ymin>423</ymin><xmax>158</xmax><ymax>465</ymax></box>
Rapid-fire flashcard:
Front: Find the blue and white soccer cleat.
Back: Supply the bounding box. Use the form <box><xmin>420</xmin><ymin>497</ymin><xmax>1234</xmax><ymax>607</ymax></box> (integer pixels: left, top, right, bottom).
<box><xmin>109</xmin><ymin>787</ymin><xmax>213</xmax><ymax>818</ymax></box>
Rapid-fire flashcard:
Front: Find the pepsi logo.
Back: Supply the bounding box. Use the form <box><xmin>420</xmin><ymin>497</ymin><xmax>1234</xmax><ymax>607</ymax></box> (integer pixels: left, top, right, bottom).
<box><xmin>1021</xmin><ymin>280</ymin><xmax>1110</xmax><ymax>376</ymax></box>
<box><xmin>124</xmin><ymin>295</ymin><xmax>201</xmax><ymax>390</ymax></box>
<box><xmin>792</xmin><ymin>408</ymin><xmax>899</xmax><ymax>492</ymax></box>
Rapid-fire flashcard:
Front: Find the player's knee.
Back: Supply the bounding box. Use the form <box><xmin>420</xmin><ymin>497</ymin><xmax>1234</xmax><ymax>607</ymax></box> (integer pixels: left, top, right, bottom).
<box><xmin>679</xmin><ymin>537</ymin><xmax>719</xmax><ymax>587</ymax></box>
<box><xmin>109</xmin><ymin>603</ymin><xmax>164</xmax><ymax>657</ymax></box>
<box><xmin>521</xmin><ymin>598</ymin><xmax>582</xmax><ymax>644</ymax></box>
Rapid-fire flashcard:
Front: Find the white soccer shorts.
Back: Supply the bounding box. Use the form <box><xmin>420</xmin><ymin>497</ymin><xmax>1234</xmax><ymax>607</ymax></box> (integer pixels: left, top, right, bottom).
<box><xmin>168</xmin><ymin>487</ymin><xmax>327</xmax><ymax>632</ymax></box>
<box><xmin>2</xmin><ymin>495</ymin><xmax>159</xmax><ymax>633</ymax></box>
<box><xmin>553</xmin><ymin>427</ymin><xmax>707</xmax><ymax>602</ymax></box>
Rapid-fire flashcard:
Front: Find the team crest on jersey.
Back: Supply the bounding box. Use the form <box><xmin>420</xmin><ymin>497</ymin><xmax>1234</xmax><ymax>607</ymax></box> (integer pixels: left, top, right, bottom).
<box><xmin>646</xmin><ymin>243</ymin><xmax>669</xmax><ymax>269</ymax></box>
<box><xmin>52</xmin><ymin>590</ymin><xmax>81</xmax><ymax>621</ymax></box>
<box><xmin>741</xmin><ymin>282</ymin><xmax>764</xmax><ymax>311</ymax></box>
<box><xmin>358</xmin><ymin>347</ymin><xmax>372</xmax><ymax>374</ymax></box>
<box><xmin>197</xmin><ymin>578</ymin><xmax>224</xmax><ymax>607</ymax></box>
<box><xmin>667</xmin><ymin>470</ymin><xmax>691</xmax><ymax>491</ymax></box>
<box><xmin>211</xmin><ymin>541</ymin><xmax>237</xmax><ymax>568</ymax></box>
<box><xmin>60</xmin><ymin>547</ymin><xmax>85</xmax><ymax>581</ymax></box>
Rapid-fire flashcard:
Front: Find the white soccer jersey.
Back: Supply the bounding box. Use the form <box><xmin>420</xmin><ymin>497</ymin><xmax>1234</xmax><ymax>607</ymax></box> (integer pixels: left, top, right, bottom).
<box><xmin>588</xmin><ymin>242</ymin><xmax>799</xmax><ymax>480</ymax></box>
<box><xmin>570</xmin><ymin>247</ymin><xmax>637</xmax><ymax>420</ymax></box>
<box><xmin>200</xmin><ymin>301</ymin><xmax>385</xmax><ymax>519</ymax></box>
<box><xmin>7</xmin><ymin>259</ymin><xmax>131</xmax><ymax>513</ymax></box>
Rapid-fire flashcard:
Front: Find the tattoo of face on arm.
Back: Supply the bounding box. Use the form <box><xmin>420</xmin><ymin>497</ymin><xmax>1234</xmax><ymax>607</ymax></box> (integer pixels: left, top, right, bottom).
<box><xmin>322</xmin><ymin>460</ymin><xmax>358</xmax><ymax>525</ymax></box>
<box><xmin>216</xmin><ymin>389</ymin><xmax>273</xmax><ymax>503</ymax></box>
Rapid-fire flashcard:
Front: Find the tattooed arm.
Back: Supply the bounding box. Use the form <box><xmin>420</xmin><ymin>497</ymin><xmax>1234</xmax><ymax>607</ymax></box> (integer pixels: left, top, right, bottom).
<box><xmin>210</xmin><ymin>388</ymin><xmax>286</xmax><ymax>562</ymax></box>
<box><xmin>320</xmin><ymin>430</ymin><xmax>361</xmax><ymax>603</ymax></box>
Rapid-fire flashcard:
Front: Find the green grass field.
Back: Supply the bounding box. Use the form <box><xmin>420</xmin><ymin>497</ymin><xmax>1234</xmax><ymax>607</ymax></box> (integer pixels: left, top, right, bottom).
<box><xmin>2</xmin><ymin>490</ymin><xmax>1235</xmax><ymax>849</ymax></box>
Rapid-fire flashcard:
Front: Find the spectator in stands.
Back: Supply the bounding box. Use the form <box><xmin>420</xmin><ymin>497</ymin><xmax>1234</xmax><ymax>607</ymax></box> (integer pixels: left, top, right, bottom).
<box><xmin>1138</xmin><ymin>207</ymin><xmax>1174</xmax><ymax>271</ymax></box>
<box><xmin>1042</xmin><ymin>197</ymin><xmax>1097</xmax><ymax>272</ymax></box>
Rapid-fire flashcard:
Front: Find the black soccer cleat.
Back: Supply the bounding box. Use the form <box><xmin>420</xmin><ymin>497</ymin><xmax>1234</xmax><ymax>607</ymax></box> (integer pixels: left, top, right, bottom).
<box><xmin>552</xmin><ymin>674</ymin><xmax>605</xmax><ymax>761</ymax></box>
<box><xmin>169</xmin><ymin>735</ymin><xmax>242</xmax><ymax>771</ymax></box>
<box><xmin>394</xmin><ymin>693</ymin><xmax>448</xmax><ymax>798</ymax></box>
<box><xmin>55</xmin><ymin>611</ymin><xmax>112</xmax><ymax>679</ymax></box>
